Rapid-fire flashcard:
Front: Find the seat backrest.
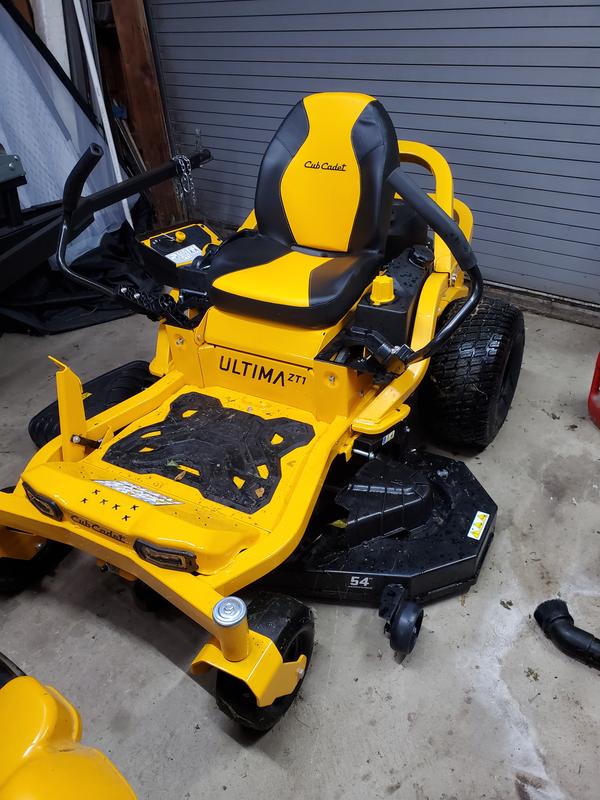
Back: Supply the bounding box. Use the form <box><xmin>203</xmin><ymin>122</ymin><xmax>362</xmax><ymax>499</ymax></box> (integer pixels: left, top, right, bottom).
<box><xmin>255</xmin><ymin>92</ymin><xmax>400</xmax><ymax>254</ymax></box>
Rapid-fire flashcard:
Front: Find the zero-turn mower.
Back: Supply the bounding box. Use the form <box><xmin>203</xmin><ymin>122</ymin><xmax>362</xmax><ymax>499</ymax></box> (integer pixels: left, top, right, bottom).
<box><xmin>0</xmin><ymin>93</ymin><xmax>524</xmax><ymax>730</ymax></box>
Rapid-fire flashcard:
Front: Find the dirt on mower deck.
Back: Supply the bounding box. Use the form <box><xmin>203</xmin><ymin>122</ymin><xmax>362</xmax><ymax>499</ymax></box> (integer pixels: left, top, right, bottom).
<box><xmin>0</xmin><ymin>311</ymin><xmax>599</xmax><ymax>800</ymax></box>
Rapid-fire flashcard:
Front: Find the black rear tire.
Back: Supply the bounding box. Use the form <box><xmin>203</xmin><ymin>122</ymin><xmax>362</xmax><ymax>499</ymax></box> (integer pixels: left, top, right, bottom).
<box><xmin>215</xmin><ymin>593</ymin><xmax>314</xmax><ymax>732</ymax></box>
<box><xmin>29</xmin><ymin>361</ymin><xmax>156</xmax><ymax>448</ymax></box>
<box><xmin>422</xmin><ymin>297</ymin><xmax>524</xmax><ymax>450</ymax></box>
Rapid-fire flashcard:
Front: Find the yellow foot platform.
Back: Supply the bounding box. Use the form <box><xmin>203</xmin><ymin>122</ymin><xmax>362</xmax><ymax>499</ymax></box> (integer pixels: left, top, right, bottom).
<box><xmin>12</xmin><ymin>383</ymin><xmax>349</xmax><ymax>593</ymax></box>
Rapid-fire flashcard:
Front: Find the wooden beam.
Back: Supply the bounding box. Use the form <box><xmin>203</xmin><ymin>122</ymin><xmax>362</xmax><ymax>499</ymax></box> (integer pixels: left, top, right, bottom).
<box><xmin>10</xmin><ymin>0</ymin><xmax>34</xmax><ymax>27</ymax></box>
<box><xmin>111</xmin><ymin>0</ymin><xmax>180</xmax><ymax>225</ymax></box>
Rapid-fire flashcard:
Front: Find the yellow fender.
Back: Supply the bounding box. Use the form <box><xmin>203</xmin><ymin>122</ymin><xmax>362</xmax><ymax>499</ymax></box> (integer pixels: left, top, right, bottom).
<box><xmin>0</xmin><ymin>676</ymin><xmax>135</xmax><ymax>800</ymax></box>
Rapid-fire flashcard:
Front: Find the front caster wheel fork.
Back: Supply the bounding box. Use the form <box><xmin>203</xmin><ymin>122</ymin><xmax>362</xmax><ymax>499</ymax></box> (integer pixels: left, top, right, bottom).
<box><xmin>379</xmin><ymin>584</ymin><xmax>424</xmax><ymax>659</ymax></box>
<box><xmin>213</xmin><ymin>593</ymin><xmax>314</xmax><ymax>732</ymax></box>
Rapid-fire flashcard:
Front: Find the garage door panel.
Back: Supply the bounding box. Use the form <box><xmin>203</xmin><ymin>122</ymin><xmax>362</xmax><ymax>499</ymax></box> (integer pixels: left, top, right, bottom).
<box><xmin>163</xmin><ymin>75</ymin><xmax>598</xmax><ymax>109</ymax></box>
<box><xmin>483</xmin><ymin>269</ymin><xmax>599</xmax><ymax>303</ymax></box>
<box><xmin>170</xmin><ymin>99</ymin><xmax>600</xmax><ymax>144</ymax></box>
<box><xmin>168</xmin><ymin>89</ymin><xmax>600</xmax><ymax>127</ymax></box>
<box><xmin>151</xmin><ymin>0</ymin><xmax>598</xmax><ymax>18</ymax></box>
<box><xmin>475</xmin><ymin>227</ymin><xmax>599</xmax><ymax>261</ymax></box>
<box><xmin>480</xmin><ymin>256</ymin><xmax>600</xmax><ymax>302</ymax></box>
<box><xmin>159</xmin><ymin>44</ymin><xmax>599</xmax><ymax>70</ymax></box>
<box><xmin>161</xmin><ymin>59</ymin><xmax>600</xmax><ymax>88</ymax></box>
<box><xmin>174</xmin><ymin>119</ymin><xmax>600</xmax><ymax>164</ymax></box>
<box><xmin>154</xmin><ymin>7</ymin><xmax>600</xmax><ymax>30</ymax></box>
<box><xmin>158</xmin><ymin>28</ymin><xmax>600</xmax><ymax>49</ymax></box>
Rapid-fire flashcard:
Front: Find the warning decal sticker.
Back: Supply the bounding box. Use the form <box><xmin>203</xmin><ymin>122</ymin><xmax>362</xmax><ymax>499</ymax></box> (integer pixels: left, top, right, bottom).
<box><xmin>467</xmin><ymin>510</ymin><xmax>490</xmax><ymax>540</ymax></box>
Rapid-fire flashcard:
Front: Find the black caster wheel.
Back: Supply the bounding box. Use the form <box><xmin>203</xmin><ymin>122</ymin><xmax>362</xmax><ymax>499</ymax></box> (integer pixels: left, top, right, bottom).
<box><xmin>215</xmin><ymin>592</ymin><xmax>314</xmax><ymax>732</ymax></box>
<box><xmin>386</xmin><ymin>600</ymin><xmax>424</xmax><ymax>657</ymax></box>
<box><xmin>132</xmin><ymin>580</ymin><xmax>169</xmax><ymax>612</ymax></box>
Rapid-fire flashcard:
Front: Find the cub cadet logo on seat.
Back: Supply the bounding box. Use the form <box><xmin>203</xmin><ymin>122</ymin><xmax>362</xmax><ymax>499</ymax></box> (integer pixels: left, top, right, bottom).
<box><xmin>304</xmin><ymin>160</ymin><xmax>347</xmax><ymax>172</ymax></box>
<box><xmin>70</xmin><ymin>514</ymin><xmax>126</xmax><ymax>543</ymax></box>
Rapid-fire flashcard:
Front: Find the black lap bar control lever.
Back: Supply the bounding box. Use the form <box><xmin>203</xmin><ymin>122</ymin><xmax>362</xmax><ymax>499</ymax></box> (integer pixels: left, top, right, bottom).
<box><xmin>56</xmin><ymin>143</ymin><xmax>212</xmax><ymax>328</ymax></box>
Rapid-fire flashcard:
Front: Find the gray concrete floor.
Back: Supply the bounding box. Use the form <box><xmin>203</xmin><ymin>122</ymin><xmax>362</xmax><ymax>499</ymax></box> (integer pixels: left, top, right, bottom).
<box><xmin>1</xmin><ymin>311</ymin><xmax>599</xmax><ymax>800</ymax></box>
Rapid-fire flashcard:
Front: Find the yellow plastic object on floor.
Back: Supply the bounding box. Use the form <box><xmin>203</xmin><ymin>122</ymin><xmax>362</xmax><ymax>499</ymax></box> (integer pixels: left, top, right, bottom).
<box><xmin>0</xmin><ymin>676</ymin><xmax>135</xmax><ymax>800</ymax></box>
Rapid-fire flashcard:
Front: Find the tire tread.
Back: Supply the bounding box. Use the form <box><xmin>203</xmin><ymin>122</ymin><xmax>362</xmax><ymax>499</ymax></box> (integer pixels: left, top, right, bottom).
<box><xmin>422</xmin><ymin>297</ymin><xmax>524</xmax><ymax>449</ymax></box>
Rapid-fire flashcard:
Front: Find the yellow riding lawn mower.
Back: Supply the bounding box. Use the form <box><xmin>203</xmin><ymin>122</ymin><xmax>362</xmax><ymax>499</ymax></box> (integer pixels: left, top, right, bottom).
<box><xmin>0</xmin><ymin>93</ymin><xmax>524</xmax><ymax>731</ymax></box>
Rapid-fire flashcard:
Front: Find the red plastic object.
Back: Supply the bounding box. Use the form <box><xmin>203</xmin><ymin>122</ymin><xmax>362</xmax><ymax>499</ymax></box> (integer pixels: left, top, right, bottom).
<box><xmin>589</xmin><ymin>352</ymin><xmax>600</xmax><ymax>429</ymax></box>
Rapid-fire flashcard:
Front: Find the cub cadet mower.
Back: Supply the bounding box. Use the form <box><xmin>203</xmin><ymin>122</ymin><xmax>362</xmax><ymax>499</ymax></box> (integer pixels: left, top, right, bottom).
<box><xmin>0</xmin><ymin>652</ymin><xmax>135</xmax><ymax>799</ymax></box>
<box><xmin>0</xmin><ymin>93</ymin><xmax>524</xmax><ymax>730</ymax></box>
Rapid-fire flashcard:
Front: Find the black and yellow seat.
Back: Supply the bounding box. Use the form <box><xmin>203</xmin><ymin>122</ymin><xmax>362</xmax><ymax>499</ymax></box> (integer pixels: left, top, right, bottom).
<box><xmin>208</xmin><ymin>92</ymin><xmax>400</xmax><ymax>328</ymax></box>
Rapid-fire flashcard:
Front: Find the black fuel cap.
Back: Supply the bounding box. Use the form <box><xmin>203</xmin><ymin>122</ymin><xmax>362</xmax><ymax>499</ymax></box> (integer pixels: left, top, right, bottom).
<box><xmin>409</xmin><ymin>245</ymin><xmax>434</xmax><ymax>266</ymax></box>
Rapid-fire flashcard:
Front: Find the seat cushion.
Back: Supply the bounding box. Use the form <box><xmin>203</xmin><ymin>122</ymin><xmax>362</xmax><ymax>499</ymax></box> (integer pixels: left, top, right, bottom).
<box><xmin>208</xmin><ymin>233</ymin><xmax>382</xmax><ymax>328</ymax></box>
<box><xmin>255</xmin><ymin>92</ymin><xmax>399</xmax><ymax>253</ymax></box>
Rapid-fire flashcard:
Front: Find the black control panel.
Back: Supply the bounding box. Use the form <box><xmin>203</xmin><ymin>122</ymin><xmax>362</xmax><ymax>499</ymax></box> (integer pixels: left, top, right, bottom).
<box><xmin>148</xmin><ymin>224</ymin><xmax>211</xmax><ymax>263</ymax></box>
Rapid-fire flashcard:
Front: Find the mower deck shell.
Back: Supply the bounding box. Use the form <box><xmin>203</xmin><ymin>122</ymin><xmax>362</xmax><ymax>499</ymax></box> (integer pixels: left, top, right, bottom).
<box><xmin>260</xmin><ymin>452</ymin><xmax>497</xmax><ymax>605</ymax></box>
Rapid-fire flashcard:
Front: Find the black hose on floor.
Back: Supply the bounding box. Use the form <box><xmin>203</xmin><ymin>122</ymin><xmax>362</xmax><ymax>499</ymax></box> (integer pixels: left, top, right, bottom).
<box><xmin>534</xmin><ymin>599</ymin><xmax>600</xmax><ymax>669</ymax></box>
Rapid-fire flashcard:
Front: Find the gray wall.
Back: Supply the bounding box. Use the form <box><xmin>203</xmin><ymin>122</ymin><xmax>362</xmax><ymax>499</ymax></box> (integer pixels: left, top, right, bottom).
<box><xmin>147</xmin><ymin>0</ymin><xmax>600</xmax><ymax>304</ymax></box>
